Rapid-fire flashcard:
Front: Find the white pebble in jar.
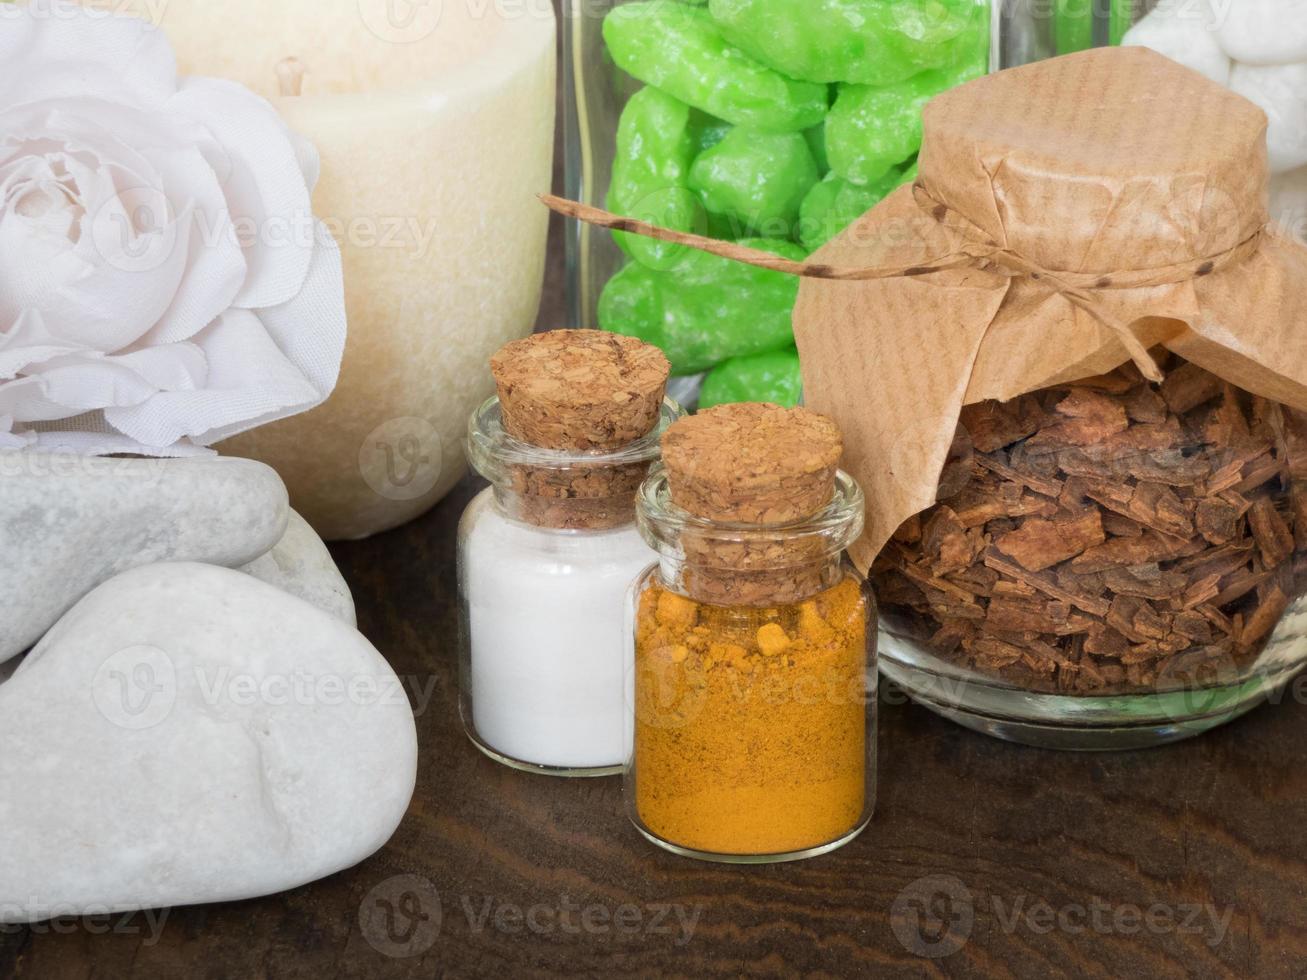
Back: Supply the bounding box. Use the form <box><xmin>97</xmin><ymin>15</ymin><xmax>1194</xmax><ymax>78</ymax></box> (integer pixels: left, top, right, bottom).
<box><xmin>461</xmin><ymin>490</ymin><xmax>652</xmax><ymax>770</ymax></box>
<box><xmin>1215</xmin><ymin>0</ymin><xmax>1307</xmax><ymax>67</ymax></box>
<box><xmin>1230</xmin><ymin>61</ymin><xmax>1307</xmax><ymax>175</ymax></box>
<box><xmin>1272</xmin><ymin>166</ymin><xmax>1307</xmax><ymax>244</ymax></box>
<box><xmin>1122</xmin><ymin>0</ymin><xmax>1231</xmax><ymax>86</ymax></box>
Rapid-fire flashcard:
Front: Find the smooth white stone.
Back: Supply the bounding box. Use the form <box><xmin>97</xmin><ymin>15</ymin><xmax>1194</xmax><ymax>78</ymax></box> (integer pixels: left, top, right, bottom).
<box><xmin>1123</xmin><ymin>1</ymin><xmax>1231</xmax><ymax>86</ymax></box>
<box><xmin>0</xmin><ymin>563</ymin><xmax>417</xmax><ymax>925</ymax></box>
<box><xmin>1230</xmin><ymin>61</ymin><xmax>1307</xmax><ymax>174</ymax></box>
<box><xmin>240</xmin><ymin>511</ymin><xmax>356</xmax><ymax>625</ymax></box>
<box><xmin>0</xmin><ymin>454</ymin><xmax>289</xmax><ymax>665</ymax></box>
<box><xmin>1214</xmin><ymin>0</ymin><xmax>1307</xmax><ymax>66</ymax></box>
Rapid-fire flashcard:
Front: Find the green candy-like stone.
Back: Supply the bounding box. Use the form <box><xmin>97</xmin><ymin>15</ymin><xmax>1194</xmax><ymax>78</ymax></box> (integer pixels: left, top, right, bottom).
<box><xmin>608</xmin><ymin>87</ymin><xmax>703</xmax><ymax>271</ymax></box>
<box><xmin>826</xmin><ymin>58</ymin><xmax>982</xmax><ymax>186</ymax></box>
<box><xmin>700</xmin><ymin>348</ymin><xmax>804</xmax><ymax>408</ymax></box>
<box><xmin>689</xmin><ymin>127</ymin><xmax>819</xmax><ymax>237</ymax></box>
<box><xmin>603</xmin><ymin>2</ymin><xmax>829</xmax><ymax>133</ymax></box>
<box><xmin>690</xmin><ymin>110</ymin><xmax>733</xmax><ymax>156</ymax></box>
<box><xmin>597</xmin><ymin>262</ymin><xmax>666</xmax><ymax>350</ymax></box>
<box><xmin>805</xmin><ymin>123</ymin><xmax>831</xmax><ymax>176</ymax></box>
<box><xmin>798</xmin><ymin>166</ymin><xmax>904</xmax><ymax>250</ymax></box>
<box><xmin>707</xmin><ymin>0</ymin><xmax>987</xmax><ymax>86</ymax></box>
<box><xmin>599</xmin><ymin>239</ymin><xmax>806</xmax><ymax>376</ymax></box>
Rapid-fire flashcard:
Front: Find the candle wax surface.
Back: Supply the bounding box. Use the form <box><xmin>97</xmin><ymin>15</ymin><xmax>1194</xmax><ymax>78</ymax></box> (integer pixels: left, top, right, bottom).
<box><xmin>114</xmin><ymin>0</ymin><xmax>557</xmax><ymax>541</ymax></box>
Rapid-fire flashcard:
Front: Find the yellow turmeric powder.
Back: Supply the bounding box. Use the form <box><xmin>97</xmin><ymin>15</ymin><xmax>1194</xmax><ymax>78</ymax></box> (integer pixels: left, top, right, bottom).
<box><xmin>633</xmin><ymin>575</ymin><xmax>871</xmax><ymax>856</ymax></box>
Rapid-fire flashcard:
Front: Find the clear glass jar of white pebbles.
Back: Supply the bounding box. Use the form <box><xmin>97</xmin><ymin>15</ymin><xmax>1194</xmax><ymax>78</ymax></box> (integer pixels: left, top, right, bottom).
<box><xmin>458</xmin><ymin>330</ymin><xmax>681</xmax><ymax>776</ymax></box>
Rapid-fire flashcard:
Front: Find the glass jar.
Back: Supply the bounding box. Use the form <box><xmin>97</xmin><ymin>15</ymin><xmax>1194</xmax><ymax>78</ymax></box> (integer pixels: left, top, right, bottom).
<box><xmin>458</xmin><ymin>395</ymin><xmax>682</xmax><ymax>776</ymax></box>
<box><xmin>626</xmin><ymin>467</ymin><xmax>877</xmax><ymax>863</ymax></box>
<box><xmin>563</xmin><ymin>0</ymin><xmax>1154</xmax><ymax>406</ymax></box>
<box><xmin>874</xmin><ymin>357</ymin><xmax>1307</xmax><ymax>749</ymax></box>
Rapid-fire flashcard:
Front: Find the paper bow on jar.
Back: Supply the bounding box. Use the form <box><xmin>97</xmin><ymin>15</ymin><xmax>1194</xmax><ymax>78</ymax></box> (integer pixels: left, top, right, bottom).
<box><xmin>0</xmin><ymin>0</ymin><xmax>346</xmax><ymax>456</ymax></box>
<box><xmin>547</xmin><ymin>47</ymin><xmax>1307</xmax><ymax>570</ymax></box>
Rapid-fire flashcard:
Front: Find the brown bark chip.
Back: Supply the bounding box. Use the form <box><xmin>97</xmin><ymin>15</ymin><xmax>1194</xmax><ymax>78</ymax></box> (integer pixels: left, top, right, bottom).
<box><xmin>995</xmin><ymin>510</ymin><xmax>1105</xmax><ymax>572</ymax></box>
<box><xmin>874</xmin><ymin>357</ymin><xmax>1307</xmax><ymax>694</ymax></box>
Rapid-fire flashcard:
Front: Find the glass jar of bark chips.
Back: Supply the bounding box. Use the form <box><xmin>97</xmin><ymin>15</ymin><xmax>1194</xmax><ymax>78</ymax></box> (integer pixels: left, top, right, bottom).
<box><xmin>628</xmin><ymin>404</ymin><xmax>876</xmax><ymax>863</ymax></box>
<box><xmin>459</xmin><ymin>330</ymin><xmax>680</xmax><ymax>775</ymax></box>
<box><xmin>774</xmin><ymin>48</ymin><xmax>1307</xmax><ymax>749</ymax></box>
<box><xmin>875</xmin><ymin>359</ymin><xmax>1307</xmax><ymax>748</ymax></box>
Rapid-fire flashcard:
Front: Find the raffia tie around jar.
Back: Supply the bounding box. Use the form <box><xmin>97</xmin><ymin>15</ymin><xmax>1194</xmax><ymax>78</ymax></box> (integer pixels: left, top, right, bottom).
<box><xmin>659</xmin><ymin>404</ymin><xmax>844</xmax><ymax>606</ymax></box>
<box><xmin>490</xmin><ymin>330</ymin><xmax>670</xmax><ymax>530</ymax></box>
<box><xmin>544</xmin><ymin>46</ymin><xmax>1307</xmax><ymax>568</ymax></box>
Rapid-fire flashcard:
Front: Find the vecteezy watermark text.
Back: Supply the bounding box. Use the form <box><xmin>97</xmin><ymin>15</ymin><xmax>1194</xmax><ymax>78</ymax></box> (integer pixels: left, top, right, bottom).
<box><xmin>95</xmin><ymin>645</ymin><xmax>440</xmax><ymax>731</ymax></box>
<box><xmin>892</xmin><ymin>875</ymin><xmax>1235</xmax><ymax>959</ymax></box>
<box><xmin>359</xmin><ymin>875</ymin><xmax>704</xmax><ymax>959</ymax></box>
<box><xmin>0</xmin><ymin>905</ymin><xmax>170</xmax><ymax>946</ymax></box>
<box><xmin>990</xmin><ymin>894</ymin><xmax>1234</xmax><ymax>948</ymax></box>
<box><xmin>460</xmin><ymin>894</ymin><xmax>702</xmax><ymax>947</ymax></box>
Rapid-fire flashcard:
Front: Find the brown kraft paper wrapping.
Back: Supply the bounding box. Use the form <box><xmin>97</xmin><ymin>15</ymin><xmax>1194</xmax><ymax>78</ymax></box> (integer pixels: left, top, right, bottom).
<box><xmin>795</xmin><ymin>48</ymin><xmax>1307</xmax><ymax>570</ymax></box>
<box><xmin>544</xmin><ymin>47</ymin><xmax>1307</xmax><ymax>572</ymax></box>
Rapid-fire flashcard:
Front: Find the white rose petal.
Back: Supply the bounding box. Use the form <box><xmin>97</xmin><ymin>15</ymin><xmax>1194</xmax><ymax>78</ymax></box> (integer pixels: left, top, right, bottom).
<box><xmin>2</xmin><ymin>0</ymin><xmax>176</xmax><ymax>107</ymax></box>
<box><xmin>171</xmin><ymin>78</ymin><xmax>319</xmax><ymax>311</ymax></box>
<box><xmin>0</xmin><ymin>0</ymin><xmax>347</xmax><ymax>456</ymax></box>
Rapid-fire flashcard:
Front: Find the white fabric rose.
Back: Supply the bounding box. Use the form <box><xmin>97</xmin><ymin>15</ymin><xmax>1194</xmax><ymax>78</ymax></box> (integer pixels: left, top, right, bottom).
<box><xmin>0</xmin><ymin>0</ymin><xmax>346</xmax><ymax>455</ymax></box>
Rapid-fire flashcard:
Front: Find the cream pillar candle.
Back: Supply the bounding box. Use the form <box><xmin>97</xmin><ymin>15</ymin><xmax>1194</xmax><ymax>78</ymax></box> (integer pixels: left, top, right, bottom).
<box><xmin>117</xmin><ymin>0</ymin><xmax>556</xmax><ymax>540</ymax></box>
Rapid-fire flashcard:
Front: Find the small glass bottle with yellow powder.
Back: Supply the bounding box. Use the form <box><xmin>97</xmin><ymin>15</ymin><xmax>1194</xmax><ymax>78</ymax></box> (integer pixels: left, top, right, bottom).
<box><xmin>627</xmin><ymin>403</ymin><xmax>876</xmax><ymax>863</ymax></box>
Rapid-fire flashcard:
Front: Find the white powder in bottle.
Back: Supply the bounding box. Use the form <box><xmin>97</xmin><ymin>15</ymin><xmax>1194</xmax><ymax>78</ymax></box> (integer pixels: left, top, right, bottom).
<box><xmin>459</xmin><ymin>329</ymin><xmax>676</xmax><ymax>775</ymax></box>
<box><xmin>461</xmin><ymin>488</ymin><xmax>654</xmax><ymax>771</ymax></box>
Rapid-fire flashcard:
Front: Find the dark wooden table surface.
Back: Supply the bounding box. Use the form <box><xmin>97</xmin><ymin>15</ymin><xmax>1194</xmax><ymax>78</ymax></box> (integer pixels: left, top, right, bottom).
<box><xmin>7</xmin><ymin>8</ymin><xmax>1307</xmax><ymax>978</ymax></box>
<box><xmin>7</xmin><ymin>464</ymin><xmax>1307</xmax><ymax>979</ymax></box>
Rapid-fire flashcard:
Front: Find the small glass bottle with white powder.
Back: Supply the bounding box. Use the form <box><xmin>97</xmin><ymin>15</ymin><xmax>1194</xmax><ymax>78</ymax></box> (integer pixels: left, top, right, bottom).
<box><xmin>458</xmin><ymin>330</ymin><xmax>679</xmax><ymax>776</ymax></box>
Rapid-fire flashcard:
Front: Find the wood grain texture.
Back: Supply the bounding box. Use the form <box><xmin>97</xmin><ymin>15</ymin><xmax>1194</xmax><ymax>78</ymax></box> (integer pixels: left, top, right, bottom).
<box><xmin>6</xmin><ymin>471</ymin><xmax>1307</xmax><ymax>979</ymax></box>
<box><xmin>6</xmin><ymin>3</ymin><xmax>1307</xmax><ymax>976</ymax></box>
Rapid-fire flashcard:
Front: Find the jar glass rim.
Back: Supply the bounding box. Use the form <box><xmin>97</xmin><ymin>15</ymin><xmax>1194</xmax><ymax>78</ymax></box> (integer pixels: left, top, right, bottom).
<box><xmin>467</xmin><ymin>395</ymin><xmax>684</xmax><ymax>485</ymax></box>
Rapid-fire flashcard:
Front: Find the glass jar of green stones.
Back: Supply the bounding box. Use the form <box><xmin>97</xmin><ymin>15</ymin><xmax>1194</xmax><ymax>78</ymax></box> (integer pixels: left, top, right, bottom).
<box><xmin>563</xmin><ymin>0</ymin><xmax>1156</xmax><ymax>408</ymax></box>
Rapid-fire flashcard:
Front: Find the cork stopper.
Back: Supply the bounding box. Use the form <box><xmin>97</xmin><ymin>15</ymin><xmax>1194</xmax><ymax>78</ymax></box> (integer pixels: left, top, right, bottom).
<box><xmin>485</xmin><ymin>330</ymin><xmax>671</xmax><ymax>530</ymax></box>
<box><xmin>662</xmin><ymin>404</ymin><xmax>843</xmax><ymax>524</ymax></box>
<box><xmin>491</xmin><ymin>330</ymin><xmax>670</xmax><ymax>451</ymax></box>
<box><xmin>660</xmin><ymin>404</ymin><xmax>846</xmax><ymax>605</ymax></box>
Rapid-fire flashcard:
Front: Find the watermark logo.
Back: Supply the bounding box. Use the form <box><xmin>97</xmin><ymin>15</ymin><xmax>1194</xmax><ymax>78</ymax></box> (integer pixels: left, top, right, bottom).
<box><xmin>94</xmin><ymin>656</ymin><xmax>437</xmax><ymax>730</ymax></box>
<box><xmin>360</xmin><ymin>875</ymin><xmax>443</xmax><ymax>959</ymax></box>
<box><xmin>360</xmin><ymin>417</ymin><xmax>445</xmax><ymax>502</ymax></box>
<box><xmin>0</xmin><ymin>0</ymin><xmax>172</xmax><ymax>24</ymax></box>
<box><xmin>1152</xmin><ymin>647</ymin><xmax>1244</xmax><ymax>728</ymax></box>
<box><xmin>891</xmin><ymin>875</ymin><xmax>975</xmax><ymax>960</ymax></box>
<box><xmin>358</xmin><ymin>0</ymin><xmax>444</xmax><ymax>44</ymax></box>
<box><xmin>459</xmin><ymin>895</ymin><xmax>702</xmax><ymax>946</ymax></box>
<box><xmin>88</xmin><ymin>185</ymin><xmax>183</xmax><ymax>277</ymax></box>
<box><xmin>891</xmin><ymin>875</ymin><xmax>1237</xmax><ymax>958</ymax></box>
<box><xmin>93</xmin><ymin>645</ymin><xmax>177</xmax><ymax>730</ymax></box>
<box><xmin>989</xmin><ymin>894</ymin><xmax>1234</xmax><ymax>948</ymax></box>
<box><xmin>0</xmin><ymin>452</ymin><xmax>170</xmax><ymax>483</ymax></box>
<box><xmin>356</xmin><ymin>879</ymin><xmax>704</xmax><ymax>956</ymax></box>
<box><xmin>0</xmin><ymin>905</ymin><xmax>170</xmax><ymax>945</ymax></box>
